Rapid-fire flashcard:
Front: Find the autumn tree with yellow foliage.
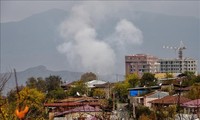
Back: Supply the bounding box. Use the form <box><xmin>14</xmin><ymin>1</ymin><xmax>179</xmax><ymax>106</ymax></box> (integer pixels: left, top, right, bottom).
<box><xmin>1</xmin><ymin>87</ymin><xmax>47</xmax><ymax>120</ymax></box>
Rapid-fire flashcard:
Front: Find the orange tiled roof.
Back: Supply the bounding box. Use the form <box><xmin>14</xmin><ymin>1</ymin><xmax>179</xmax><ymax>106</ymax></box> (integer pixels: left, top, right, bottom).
<box><xmin>149</xmin><ymin>95</ymin><xmax>191</xmax><ymax>105</ymax></box>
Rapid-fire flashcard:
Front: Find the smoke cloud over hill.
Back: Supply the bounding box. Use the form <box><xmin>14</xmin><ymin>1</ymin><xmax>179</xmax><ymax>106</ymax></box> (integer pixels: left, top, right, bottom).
<box><xmin>57</xmin><ymin>3</ymin><xmax>143</xmax><ymax>74</ymax></box>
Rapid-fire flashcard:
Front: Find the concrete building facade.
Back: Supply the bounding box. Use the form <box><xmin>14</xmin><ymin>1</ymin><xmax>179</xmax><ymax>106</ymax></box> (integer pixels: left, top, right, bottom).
<box><xmin>125</xmin><ymin>54</ymin><xmax>160</xmax><ymax>75</ymax></box>
<box><xmin>159</xmin><ymin>58</ymin><xmax>197</xmax><ymax>75</ymax></box>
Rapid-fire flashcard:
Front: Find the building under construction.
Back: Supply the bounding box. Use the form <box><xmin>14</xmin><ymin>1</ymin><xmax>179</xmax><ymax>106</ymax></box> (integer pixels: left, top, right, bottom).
<box><xmin>160</xmin><ymin>41</ymin><xmax>197</xmax><ymax>75</ymax></box>
<box><xmin>159</xmin><ymin>58</ymin><xmax>197</xmax><ymax>75</ymax></box>
<box><xmin>125</xmin><ymin>42</ymin><xmax>198</xmax><ymax>75</ymax></box>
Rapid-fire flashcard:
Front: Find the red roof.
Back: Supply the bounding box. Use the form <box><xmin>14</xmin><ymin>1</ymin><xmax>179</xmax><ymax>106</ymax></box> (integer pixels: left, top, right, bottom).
<box><xmin>181</xmin><ymin>99</ymin><xmax>200</xmax><ymax>108</ymax></box>
<box><xmin>175</xmin><ymin>86</ymin><xmax>191</xmax><ymax>91</ymax></box>
<box><xmin>44</xmin><ymin>102</ymin><xmax>101</xmax><ymax>107</ymax></box>
<box><xmin>55</xmin><ymin>105</ymin><xmax>102</xmax><ymax>116</ymax></box>
<box><xmin>58</xmin><ymin>96</ymin><xmax>98</xmax><ymax>103</ymax></box>
<box><xmin>149</xmin><ymin>95</ymin><xmax>191</xmax><ymax>105</ymax></box>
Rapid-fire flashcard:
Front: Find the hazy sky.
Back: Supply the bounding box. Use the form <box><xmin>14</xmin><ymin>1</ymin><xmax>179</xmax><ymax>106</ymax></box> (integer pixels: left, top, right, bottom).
<box><xmin>1</xmin><ymin>1</ymin><xmax>200</xmax><ymax>23</ymax></box>
<box><xmin>1</xmin><ymin>1</ymin><xmax>200</xmax><ymax>74</ymax></box>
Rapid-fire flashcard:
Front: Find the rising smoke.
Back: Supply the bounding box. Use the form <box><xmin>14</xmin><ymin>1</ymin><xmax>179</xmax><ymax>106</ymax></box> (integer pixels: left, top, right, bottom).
<box><xmin>57</xmin><ymin>3</ymin><xmax>143</xmax><ymax>75</ymax></box>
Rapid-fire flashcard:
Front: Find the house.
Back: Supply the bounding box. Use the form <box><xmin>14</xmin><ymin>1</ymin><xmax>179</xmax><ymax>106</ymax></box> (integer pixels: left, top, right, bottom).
<box><xmin>44</xmin><ymin>96</ymin><xmax>106</xmax><ymax>120</ymax></box>
<box><xmin>61</xmin><ymin>81</ymin><xmax>78</xmax><ymax>91</ymax></box>
<box><xmin>86</xmin><ymin>80</ymin><xmax>113</xmax><ymax>99</ymax></box>
<box><xmin>149</xmin><ymin>95</ymin><xmax>191</xmax><ymax>107</ymax></box>
<box><xmin>128</xmin><ymin>86</ymin><xmax>161</xmax><ymax>118</ymax></box>
<box><xmin>54</xmin><ymin>105</ymin><xmax>103</xmax><ymax>120</ymax></box>
<box><xmin>85</xmin><ymin>80</ymin><xmax>107</xmax><ymax>88</ymax></box>
<box><xmin>143</xmin><ymin>91</ymin><xmax>169</xmax><ymax>107</ymax></box>
<box><xmin>181</xmin><ymin>99</ymin><xmax>200</xmax><ymax>115</ymax></box>
<box><xmin>128</xmin><ymin>86</ymin><xmax>161</xmax><ymax>97</ymax></box>
<box><xmin>92</xmin><ymin>82</ymin><xmax>114</xmax><ymax>99</ymax></box>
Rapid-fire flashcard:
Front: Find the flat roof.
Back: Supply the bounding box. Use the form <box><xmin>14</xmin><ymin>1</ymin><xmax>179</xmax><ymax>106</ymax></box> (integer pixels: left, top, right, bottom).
<box><xmin>128</xmin><ymin>86</ymin><xmax>161</xmax><ymax>90</ymax></box>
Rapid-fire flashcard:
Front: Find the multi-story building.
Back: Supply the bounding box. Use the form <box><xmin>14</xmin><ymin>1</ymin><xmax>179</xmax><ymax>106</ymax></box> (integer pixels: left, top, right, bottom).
<box><xmin>125</xmin><ymin>54</ymin><xmax>160</xmax><ymax>75</ymax></box>
<box><xmin>159</xmin><ymin>58</ymin><xmax>197</xmax><ymax>75</ymax></box>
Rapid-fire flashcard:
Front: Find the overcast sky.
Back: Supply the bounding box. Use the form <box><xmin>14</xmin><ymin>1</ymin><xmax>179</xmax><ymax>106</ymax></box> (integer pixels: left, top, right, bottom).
<box><xmin>1</xmin><ymin>1</ymin><xmax>200</xmax><ymax>23</ymax></box>
<box><xmin>1</xmin><ymin>1</ymin><xmax>200</xmax><ymax>74</ymax></box>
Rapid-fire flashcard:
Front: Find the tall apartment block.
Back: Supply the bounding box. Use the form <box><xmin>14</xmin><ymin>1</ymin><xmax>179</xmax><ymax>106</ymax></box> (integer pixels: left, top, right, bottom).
<box><xmin>159</xmin><ymin>58</ymin><xmax>197</xmax><ymax>75</ymax></box>
<box><xmin>125</xmin><ymin>54</ymin><xmax>160</xmax><ymax>75</ymax></box>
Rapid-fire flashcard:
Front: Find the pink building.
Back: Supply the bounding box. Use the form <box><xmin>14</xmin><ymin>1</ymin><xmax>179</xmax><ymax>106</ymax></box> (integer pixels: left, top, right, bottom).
<box><xmin>125</xmin><ymin>54</ymin><xmax>160</xmax><ymax>75</ymax></box>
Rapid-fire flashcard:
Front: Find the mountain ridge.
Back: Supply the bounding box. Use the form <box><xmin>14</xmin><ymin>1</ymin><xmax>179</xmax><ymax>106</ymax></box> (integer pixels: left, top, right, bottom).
<box><xmin>2</xmin><ymin>65</ymin><xmax>83</xmax><ymax>95</ymax></box>
<box><xmin>1</xmin><ymin>8</ymin><xmax>199</xmax><ymax>74</ymax></box>
<box><xmin>2</xmin><ymin>65</ymin><xmax>122</xmax><ymax>95</ymax></box>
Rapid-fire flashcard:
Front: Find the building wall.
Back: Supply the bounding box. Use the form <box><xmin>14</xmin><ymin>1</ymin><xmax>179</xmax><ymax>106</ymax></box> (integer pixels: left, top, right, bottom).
<box><xmin>144</xmin><ymin>98</ymin><xmax>157</xmax><ymax>108</ymax></box>
<box><xmin>65</xmin><ymin>112</ymin><xmax>102</xmax><ymax>120</ymax></box>
<box><xmin>125</xmin><ymin>54</ymin><xmax>160</xmax><ymax>75</ymax></box>
<box><xmin>159</xmin><ymin>58</ymin><xmax>197</xmax><ymax>74</ymax></box>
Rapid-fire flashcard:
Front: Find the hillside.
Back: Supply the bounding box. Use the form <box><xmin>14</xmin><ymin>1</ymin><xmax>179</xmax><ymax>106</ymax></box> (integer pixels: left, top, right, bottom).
<box><xmin>2</xmin><ymin>65</ymin><xmax>82</xmax><ymax>95</ymax></box>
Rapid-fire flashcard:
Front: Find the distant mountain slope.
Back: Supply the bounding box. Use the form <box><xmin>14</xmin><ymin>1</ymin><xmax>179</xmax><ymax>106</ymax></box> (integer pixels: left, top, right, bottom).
<box><xmin>1</xmin><ymin>8</ymin><xmax>199</xmax><ymax>74</ymax></box>
<box><xmin>3</xmin><ymin>65</ymin><xmax>83</xmax><ymax>95</ymax></box>
<box><xmin>2</xmin><ymin>65</ymin><xmax>122</xmax><ymax>95</ymax></box>
<box><xmin>1</xmin><ymin>9</ymin><xmax>68</xmax><ymax>72</ymax></box>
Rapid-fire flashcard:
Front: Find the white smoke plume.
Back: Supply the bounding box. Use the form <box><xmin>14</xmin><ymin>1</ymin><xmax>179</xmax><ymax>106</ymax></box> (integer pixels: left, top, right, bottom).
<box><xmin>57</xmin><ymin>3</ymin><xmax>143</xmax><ymax>74</ymax></box>
<box><xmin>115</xmin><ymin>19</ymin><xmax>143</xmax><ymax>45</ymax></box>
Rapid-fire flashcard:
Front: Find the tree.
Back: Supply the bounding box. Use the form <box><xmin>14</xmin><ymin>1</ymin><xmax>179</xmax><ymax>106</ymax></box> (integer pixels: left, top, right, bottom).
<box><xmin>17</xmin><ymin>87</ymin><xmax>46</xmax><ymax>119</ymax></box>
<box><xmin>2</xmin><ymin>87</ymin><xmax>47</xmax><ymax>119</ymax></box>
<box><xmin>26</xmin><ymin>77</ymin><xmax>47</xmax><ymax>92</ymax></box>
<box><xmin>138</xmin><ymin>114</ymin><xmax>150</xmax><ymax>120</ymax></box>
<box><xmin>136</xmin><ymin>105</ymin><xmax>151</xmax><ymax>119</ymax></box>
<box><xmin>93</xmin><ymin>89</ymin><xmax>106</xmax><ymax>99</ymax></box>
<box><xmin>0</xmin><ymin>96</ymin><xmax>13</xmax><ymax>120</ymax></box>
<box><xmin>194</xmin><ymin>75</ymin><xmax>200</xmax><ymax>83</ymax></box>
<box><xmin>0</xmin><ymin>72</ymin><xmax>11</xmax><ymax>94</ymax></box>
<box><xmin>165</xmin><ymin>72</ymin><xmax>174</xmax><ymax>78</ymax></box>
<box><xmin>26</xmin><ymin>77</ymin><xmax>37</xmax><ymax>89</ymax></box>
<box><xmin>80</xmin><ymin>72</ymin><xmax>97</xmax><ymax>82</ymax></box>
<box><xmin>155</xmin><ymin>105</ymin><xmax>176</xmax><ymax>120</ymax></box>
<box><xmin>112</xmin><ymin>82</ymin><xmax>129</xmax><ymax>103</ymax></box>
<box><xmin>44</xmin><ymin>75</ymin><xmax>68</xmax><ymax>100</ymax></box>
<box><xmin>36</xmin><ymin>77</ymin><xmax>47</xmax><ymax>92</ymax></box>
<box><xmin>181</xmin><ymin>71</ymin><xmax>196</xmax><ymax>86</ymax></box>
<box><xmin>140</xmin><ymin>73</ymin><xmax>157</xmax><ymax>87</ymax></box>
<box><xmin>45</xmin><ymin>75</ymin><xmax>62</xmax><ymax>92</ymax></box>
<box><xmin>185</xmin><ymin>83</ymin><xmax>200</xmax><ymax>100</ymax></box>
<box><xmin>68</xmin><ymin>80</ymin><xmax>87</xmax><ymax>96</ymax></box>
<box><xmin>7</xmin><ymin>86</ymin><xmax>24</xmax><ymax>104</ymax></box>
<box><xmin>125</xmin><ymin>73</ymin><xmax>140</xmax><ymax>88</ymax></box>
<box><xmin>47</xmin><ymin>87</ymin><xmax>67</xmax><ymax>100</ymax></box>
<box><xmin>0</xmin><ymin>72</ymin><xmax>11</xmax><ymax>119</ymax></box>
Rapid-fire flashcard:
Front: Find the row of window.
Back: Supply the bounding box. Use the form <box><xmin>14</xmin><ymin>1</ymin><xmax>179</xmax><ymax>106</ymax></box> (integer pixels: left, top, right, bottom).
<box><xmin>161</xmin><ymin>68</ymin><xmax>195</xmax><ymax>71</ymax></box>
<box><xmin>161</xmin><ymin>64</ymin><xmax>196</xmax><ymax>67</ymax></box>
<box><xmin>160</xmin><ymin>61</ymin><xmax>195</xmax><ymax>64</ymax></box>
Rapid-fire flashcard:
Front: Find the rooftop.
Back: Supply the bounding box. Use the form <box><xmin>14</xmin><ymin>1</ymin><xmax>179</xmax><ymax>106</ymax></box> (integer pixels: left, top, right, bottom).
<box><xmin>54</xmin><ymin>105</ymin><xmax>102</xmax><ymax>116</ymax></box>
<box><xmin>58</xmin><ymin>96</ymin><xmax>98</xmax><ymax>103</ymax></box>
<box><xmin>144</xmin><ymin>91</ymin><xmax>169</xmax><ymax>98</ymax></box>
<box><xmin>149</xmin><ymin>95</ymin><xmax>191</xmax><ymax>105</ymax></box>
<box><xmin>44</xmin><ymin>101</ymin><xmax>101</xmax><ymax>107</ymax></box>
<box><xmin>128</xmin><ymin>86</ymin><xmax>161</xmax><ymax>91</ymax></box>
<box><xmin>181</xmin><ymin>99</ymin><xmax>200</xmax><ymax>108</ymax></box>
<box><xmin>86</xmin><ymin>80</ymin><xmax>107</xmax><ymax>88</ymax></box>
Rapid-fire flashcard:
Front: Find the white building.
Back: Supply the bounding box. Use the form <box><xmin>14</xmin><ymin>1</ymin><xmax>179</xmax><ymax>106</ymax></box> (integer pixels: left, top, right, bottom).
<box><xmin>159</xmin><ymin>58</ymin><xmax>197</xmax><ymax>75</ymax></box>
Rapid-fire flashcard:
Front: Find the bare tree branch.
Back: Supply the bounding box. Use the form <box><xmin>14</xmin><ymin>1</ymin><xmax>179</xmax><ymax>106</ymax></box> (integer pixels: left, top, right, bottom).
<box><xmin>0</xmin><ymin>71</ymin><xmax>12</xmax><ymax>93</ymax></box>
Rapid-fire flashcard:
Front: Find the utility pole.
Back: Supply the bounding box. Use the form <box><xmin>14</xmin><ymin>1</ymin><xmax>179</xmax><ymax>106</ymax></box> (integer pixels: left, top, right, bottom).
<box><xmin>177</xmin><ymin>80</ymin><xmax>182</xmax><ymax>120</ymax></box>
